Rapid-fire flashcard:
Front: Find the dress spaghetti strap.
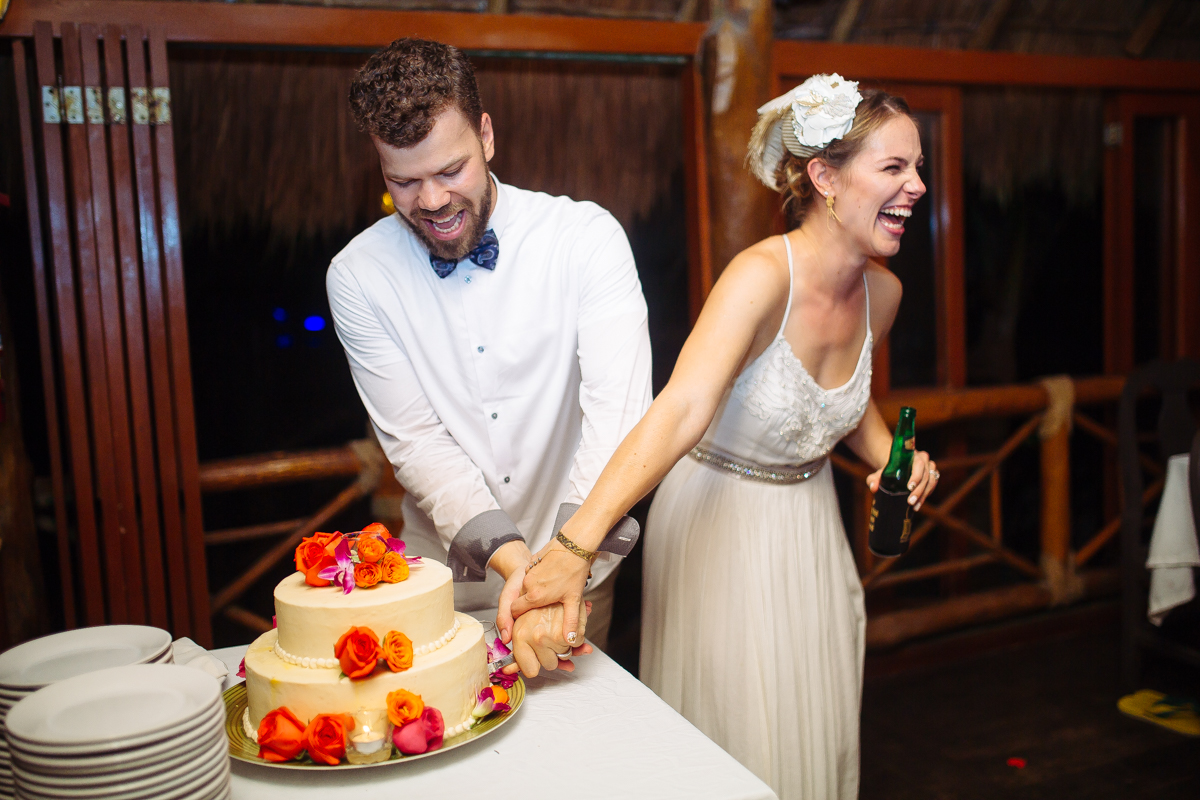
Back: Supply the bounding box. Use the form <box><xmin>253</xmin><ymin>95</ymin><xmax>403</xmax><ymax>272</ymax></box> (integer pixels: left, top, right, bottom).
<box><xmin>778</xmin><ymin>235</ymin><xmax>796</xmax><ymax>339</ymax></box>
<box><xmin>863</xmin><ymin>272</ymin><xmax>871</xmax><ymax>334</ymax></box>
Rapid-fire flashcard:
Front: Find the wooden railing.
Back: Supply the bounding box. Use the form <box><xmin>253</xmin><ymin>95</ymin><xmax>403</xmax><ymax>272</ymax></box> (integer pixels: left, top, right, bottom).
<box><xmin>200</xmin><ymin>439</ymin><xmax>387</xmax><ymax>634</ymax></box>
<box><xmin>839</xmin><ymin>375</ymin><xmax>1128</xmax><ymax>649</ymax></box>
<box><xmin>199</xmin><ymin>374</ymin><xmax>1133</xmax><ymax>649</ymax></box>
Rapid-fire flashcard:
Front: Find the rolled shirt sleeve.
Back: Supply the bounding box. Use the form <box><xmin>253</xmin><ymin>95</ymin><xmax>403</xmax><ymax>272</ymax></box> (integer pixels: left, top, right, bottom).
<box><xmin>327</xmin><ymin>260</ymin><xmax>522</xmax><ymax>581</ymax></box>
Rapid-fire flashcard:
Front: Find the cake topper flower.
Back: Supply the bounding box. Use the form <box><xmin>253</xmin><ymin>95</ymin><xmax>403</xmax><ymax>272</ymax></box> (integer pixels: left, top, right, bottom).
<box><xmin>318</xmin><ymin>539</ymin><xmax>356</xmax><ymax>595</ymax></box>
<box><xmin>385</xmin><ymin>536</ymin><xmax>423</xmax><ymax>566</ymax></box>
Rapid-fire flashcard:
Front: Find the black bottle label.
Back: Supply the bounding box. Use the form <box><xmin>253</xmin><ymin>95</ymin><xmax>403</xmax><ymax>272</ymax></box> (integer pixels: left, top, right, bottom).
<box><xmin>868</xmin><ymin>486</ymin><xmax>913</xmax><ymax>557</ymax></box>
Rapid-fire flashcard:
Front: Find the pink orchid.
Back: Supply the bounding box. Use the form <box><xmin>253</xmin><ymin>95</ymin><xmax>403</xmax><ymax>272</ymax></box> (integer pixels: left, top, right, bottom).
<box><xmin>385</xmin><ymin>537</ymin><xmax>423</xmax><ymax>565</ymax></box>
<box><xmin>490</xmin><ymin>670</ymin><xmax>517</xmax><ymax>690</ymax></box>
<box><xmin>317</xmin><ymin>539</ymin><xmax>355</xmax><ymax>595</ymax></box>
<box><xmin>237</xmin><ymin>657</ymin><xmax>246</xmax><ymax>679</ymax></box>
<box><xmin>486</xmin><ymin>636</ymin><xmax>511</xmax><ymax>662</ymax></box>
<box><xmin>472</xmin><ymin>686</ymin><xmax>511</xmax><ymax>719</ymax></box>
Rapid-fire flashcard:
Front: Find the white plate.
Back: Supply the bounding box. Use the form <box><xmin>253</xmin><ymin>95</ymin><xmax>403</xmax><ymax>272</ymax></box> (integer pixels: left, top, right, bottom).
<box><xmin>7</xmin><ymin>704</ymin><xmax>223</xmax><ymax>775</ymax></box>
<box><xmin>6</xmin><ymin>696</ymin><xmax>222</xmax><ymax>759</ymax></box>
<box><xmin>0</xmin><ymin>627</ymin><xmax>171</xmax><ymax>690</ymax></box>
<box><xmin>8</xmin><ymin>730</ymin><xmax>207</xmax><ymax>789</ymax></box>
<box><xmin>5</xmin><ymin>664</ymin><xmax>219</xmax><ymax>748</ymax></box>
<box><xmin>11</xmin><ymin>731</ymin><xmax>227</xmax><ymax>798</ymax></box>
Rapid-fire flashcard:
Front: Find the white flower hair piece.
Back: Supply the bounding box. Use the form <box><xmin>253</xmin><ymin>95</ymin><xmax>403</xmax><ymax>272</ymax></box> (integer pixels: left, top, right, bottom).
<box><xmin>747</xmin><ymin>73</ymin><xmax>863</xmax><ymax>191</ymax></box>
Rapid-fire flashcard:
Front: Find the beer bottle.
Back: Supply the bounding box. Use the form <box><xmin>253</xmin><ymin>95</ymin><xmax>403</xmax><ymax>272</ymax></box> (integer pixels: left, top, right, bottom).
<box><xmin>869</xmin><ymin>406</ymin><xmax>917</xmax><ymax>557</ymax></box>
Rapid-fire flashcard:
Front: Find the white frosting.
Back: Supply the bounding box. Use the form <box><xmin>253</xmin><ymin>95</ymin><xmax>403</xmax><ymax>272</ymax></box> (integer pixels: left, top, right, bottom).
<box><xmin>245</xmin><ymin>614</ymin><xmax>488</xmax><ymax>731</ymax></box>
<box><xmin>273</xmin><ymin>617</ymin><xmax>462</xmax><ymax>669</ymax></box>
<box><xmin>274</xmin><ymin>560</ymin><xmax>455</xmax><ymax>660</ymax></box>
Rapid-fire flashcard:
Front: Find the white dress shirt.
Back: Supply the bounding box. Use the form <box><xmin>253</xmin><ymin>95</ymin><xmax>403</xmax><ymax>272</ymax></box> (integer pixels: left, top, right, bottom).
<box><xmin>327</xmin><ymin>176</ymin><xmax>653</xmax><ymax>611</ymax></box>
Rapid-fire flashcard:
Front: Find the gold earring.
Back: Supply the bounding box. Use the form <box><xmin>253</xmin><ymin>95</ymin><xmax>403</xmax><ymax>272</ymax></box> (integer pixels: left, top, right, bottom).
<box><xmin>825</xmin><ymin>192</ymin><xmax>841</xmax><ymax>227</ymax></box>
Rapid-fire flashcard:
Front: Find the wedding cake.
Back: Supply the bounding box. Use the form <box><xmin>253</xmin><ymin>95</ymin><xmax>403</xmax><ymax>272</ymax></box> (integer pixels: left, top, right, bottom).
<box><xmin>242</xmin><ymin>524</ymin><xmax>498</xmax><ymax>763</ymax></box>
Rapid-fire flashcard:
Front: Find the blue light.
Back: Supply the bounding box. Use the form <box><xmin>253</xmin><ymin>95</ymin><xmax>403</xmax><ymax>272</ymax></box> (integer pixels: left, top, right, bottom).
<box><xmin>276</xmin><ymin>334</ymin><xmax>293</xmax><ymax>348</ymax></box>
<box><xmin>302</xmin><ymin>315</ymin><xmax>326</xmax><ymax>332</ymax></box>
<box><xmin>272</xmin><ymin>307</ymin><xmax>287</xmax><ymax>322</ymax></box>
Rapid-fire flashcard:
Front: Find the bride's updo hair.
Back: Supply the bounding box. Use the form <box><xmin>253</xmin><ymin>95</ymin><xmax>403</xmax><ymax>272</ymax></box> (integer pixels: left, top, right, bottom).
<box><xmin>775</xmin><ymin>89</ymin><xmax>917</xmax><ymax>230</ymax></box>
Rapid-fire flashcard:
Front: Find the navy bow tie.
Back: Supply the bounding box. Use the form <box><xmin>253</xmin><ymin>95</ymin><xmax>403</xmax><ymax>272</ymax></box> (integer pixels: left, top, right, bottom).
<box><xmin>429</xmin><ymin>229</ymin><xmax>499</xmax><ymax>278</ymax></box>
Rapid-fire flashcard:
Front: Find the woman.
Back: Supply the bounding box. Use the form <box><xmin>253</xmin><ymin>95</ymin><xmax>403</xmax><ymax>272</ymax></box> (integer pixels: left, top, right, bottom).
<box><xmin>508</xmin><ymin>75</ymin><xmax>939</xmax><ymax>798</ymax></box>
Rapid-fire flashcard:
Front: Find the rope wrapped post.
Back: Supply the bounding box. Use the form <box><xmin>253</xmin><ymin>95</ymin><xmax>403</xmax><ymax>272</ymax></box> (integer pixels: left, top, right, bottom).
<box><xmin>1039</xmin><ymin>376</ymin><xmax>1083</xmax><ymax>604</ymax></box>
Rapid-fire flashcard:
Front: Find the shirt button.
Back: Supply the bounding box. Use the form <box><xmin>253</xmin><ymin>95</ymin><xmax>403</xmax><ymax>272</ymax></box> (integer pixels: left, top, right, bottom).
<box><xmin>504</xmin><ymin>476</ymin><xmax>510</xmax><ymax>483</ymax></box>
<box><xmin>477</xmin><ymin>346</ymin><xmax>485</xmax><ymax>353</ymax></box>
<box><xmin>491</xmin><ymin>412</ymin><xmax>498</xmax><ymax>419</ymax></box>
<box><xmin>464</xmin><ymin>276</ymin><xmax>472</xmax><ymax>284</ymax></box>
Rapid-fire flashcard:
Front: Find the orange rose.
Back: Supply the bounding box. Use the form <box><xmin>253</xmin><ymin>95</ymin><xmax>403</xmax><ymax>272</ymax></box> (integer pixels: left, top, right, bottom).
<box><xmin>354</xmin><ymin>561</ymin><xmax>382</xmax><ymax>588</ymax></box>
<box><xmin>257</xmin><ymin>706</ymin><xmax>306</xmax><ymax>762</ymax></box>
<box><xmin>491</xmin><ymin>685</ymin><xmax>509</xmax><ymax>706</ymax></box>
<box><xmin>381</xmin><ymin>630</ymin><xmax>413</xmax><ymax>672</ymax></box>
<box><xmin>334</xmin><ymin>626</ymin><xmax>382</xmax><ymax>679</ymax></box>
<box><xmin>303</xmin><ymin>713</ymin><xmax>354</xmax><ymax>766</ymax></box>
<box><xmin>356</xmin><ymin>535</ymin><xmax>388</xmax><ymax>564</ymax></box>
<box><xmin>361</xmin><ymin>522</ymin><xmax>391</xmax><ymax>539</ymax></box>
<box><xmin>294</xmin><ymin>531</ymin><xmax>342</xmax><ymax>586</ymax></box>
<box><xmin>386</xmin><ymin>688</ymin><xmax>424</xmax><ymax>727</ymax></box>
<box><xmin>380</xmin><ymin>551</ymin><xmax>409</xmax><ymax>584</ymax></box>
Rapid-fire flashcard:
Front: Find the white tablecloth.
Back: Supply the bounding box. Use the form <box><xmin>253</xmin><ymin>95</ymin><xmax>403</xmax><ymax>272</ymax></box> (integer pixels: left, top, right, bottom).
<box><xmin>1147</xmin><ymin>453</ymin><xmax>1199</xmax><ymax>625</ymax></box>
<box><xmin>212</xmin><ymin>644</ymin><xmax>776</xmax><ymax>800</ymax></box>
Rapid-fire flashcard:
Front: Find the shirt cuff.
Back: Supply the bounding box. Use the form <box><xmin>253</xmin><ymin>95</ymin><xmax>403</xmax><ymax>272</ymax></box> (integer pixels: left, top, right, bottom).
<box><xmin>553</xmin><ymin>503</ymin><xmax>640</xmax><ymax>557</ymax></box>
<box><xmin>447</xmin><ymin>510</ymin><xmax>524</xmax><ymax>583</ymax></box>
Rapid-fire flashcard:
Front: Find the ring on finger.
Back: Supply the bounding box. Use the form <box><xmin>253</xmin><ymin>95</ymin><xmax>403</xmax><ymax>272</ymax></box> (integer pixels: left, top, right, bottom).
<box><xmin>556</xmin><ymin>651</ymin><xmax>572</xmax><ymax>660</ymax></box>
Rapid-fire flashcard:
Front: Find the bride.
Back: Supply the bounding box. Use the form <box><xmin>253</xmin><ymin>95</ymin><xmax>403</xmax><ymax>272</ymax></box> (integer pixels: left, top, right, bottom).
<box><xmin>508</xmin><ymin>75</ymin><xmax>939</xmax><ymax>799</ymax></box>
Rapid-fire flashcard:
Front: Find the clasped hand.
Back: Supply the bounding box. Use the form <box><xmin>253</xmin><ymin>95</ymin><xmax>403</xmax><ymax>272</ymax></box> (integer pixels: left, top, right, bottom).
<box><xmin>496</xmin><ymin>553</ymin><xmax>592</xmax><ymax>678</ymax></box>
<box><xmin>500</xmin><ymin>539</ymin><xmax>592</xmax><ymax>649</ymax></box>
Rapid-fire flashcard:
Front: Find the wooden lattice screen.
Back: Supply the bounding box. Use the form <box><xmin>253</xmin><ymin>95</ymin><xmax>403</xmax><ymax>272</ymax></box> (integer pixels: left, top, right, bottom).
<box><xmin>13</xmin><ymin>22</ymin><xmax>211</xmax><ymax>645</ymax></box>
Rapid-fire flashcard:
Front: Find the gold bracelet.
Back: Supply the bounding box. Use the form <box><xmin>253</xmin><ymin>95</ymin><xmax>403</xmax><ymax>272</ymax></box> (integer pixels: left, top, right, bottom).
<box><xmin>555</xmin><ymin>530</ymin><xmax>598</xmax><ymax>562</ymax></box>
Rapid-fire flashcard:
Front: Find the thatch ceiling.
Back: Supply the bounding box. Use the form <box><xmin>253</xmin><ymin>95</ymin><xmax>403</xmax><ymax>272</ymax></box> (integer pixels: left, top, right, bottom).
<box><xmin>776</xmin><ymin>0</ymin><xmax>1200</xmax><ymax>60</ymax></box>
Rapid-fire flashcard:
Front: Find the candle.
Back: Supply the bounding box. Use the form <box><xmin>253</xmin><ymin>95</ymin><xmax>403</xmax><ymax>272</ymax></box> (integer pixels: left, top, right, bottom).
<box><xmin>346</xmin><ymin>709</ymin><xmax>393</xmax><ymax>764</ymax></box>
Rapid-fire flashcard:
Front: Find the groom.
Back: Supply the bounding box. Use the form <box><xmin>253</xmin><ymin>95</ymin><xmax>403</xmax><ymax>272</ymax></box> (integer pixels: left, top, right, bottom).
<box><xmin>327</xmin><ymin>38</ymin><xmax>652</xmax><ymax>674</ymax></box>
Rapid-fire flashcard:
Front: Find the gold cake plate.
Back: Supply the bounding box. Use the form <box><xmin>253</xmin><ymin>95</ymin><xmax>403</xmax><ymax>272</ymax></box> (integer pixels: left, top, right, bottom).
<box><xmin>222</xmin><ymin>678</ymin><xmax>524</xmax><ymax>770</ymax></box>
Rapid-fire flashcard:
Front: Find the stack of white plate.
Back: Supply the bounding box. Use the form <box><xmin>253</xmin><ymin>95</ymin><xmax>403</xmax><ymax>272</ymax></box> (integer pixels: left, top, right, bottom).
<box><xmin>3</xmin><ymin>663</ymin><xmax>229</xmax><ymax>800</ymax></box>
<box><xmin>0</xmin><ymin>625</ymin><xmax>173</xmax><ymax>798</ymax></box>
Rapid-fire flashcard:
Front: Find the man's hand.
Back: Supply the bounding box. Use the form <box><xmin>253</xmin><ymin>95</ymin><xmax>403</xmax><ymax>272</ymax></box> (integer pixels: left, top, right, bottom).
<box><xmin>503</xmin><ymin>600</ymin><xmax>591</xmax><ymax>679</ymax></box>
<box><xmin>489</xmin><ymin>540</ymin><xmax>532</xmax><ymax>644</ymax></box>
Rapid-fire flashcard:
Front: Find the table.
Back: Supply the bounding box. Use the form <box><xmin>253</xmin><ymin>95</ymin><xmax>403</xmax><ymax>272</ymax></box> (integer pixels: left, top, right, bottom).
<box><xmin>212</xmin><ymin>645</ymin><xmax>777</xmax><ymax>800</ymax></box>
<box><xmin>1147</xmin><ymin>453</ymin><xmax>1199</xmax><ymax>625</ymax></box>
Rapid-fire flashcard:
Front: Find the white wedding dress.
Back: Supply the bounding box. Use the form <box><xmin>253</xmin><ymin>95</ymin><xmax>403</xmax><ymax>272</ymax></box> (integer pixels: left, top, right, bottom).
<box><xmin>641</xmin><ymin>236</ymin><xmax>869</xmax><ymax>800</ymax></box>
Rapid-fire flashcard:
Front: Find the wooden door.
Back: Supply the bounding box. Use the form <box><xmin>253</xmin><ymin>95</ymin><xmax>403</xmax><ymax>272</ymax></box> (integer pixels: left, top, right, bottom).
<box><xmin>1104</xmin><ymin>94</ymin><xmax>1200</xmax><ymax>372</ymax></box>
<box><xmin>13</xmin><ymin>24</ymin><xmax>211</xmax><ymax>644</ymax></box>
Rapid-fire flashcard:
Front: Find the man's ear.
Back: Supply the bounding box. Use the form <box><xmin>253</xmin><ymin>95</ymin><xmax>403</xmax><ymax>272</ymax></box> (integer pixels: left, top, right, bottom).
<box><xmin>480</xmin><ymin>112</ymin><xmax>495</xmax><ymax>163</ymax></box>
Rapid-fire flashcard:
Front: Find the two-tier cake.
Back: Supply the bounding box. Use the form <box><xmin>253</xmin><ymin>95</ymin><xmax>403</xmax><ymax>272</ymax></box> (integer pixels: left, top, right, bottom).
<box><xmin>243</xmin><ymin>525</ymin><xmax>492</xmax><ymax>758</ymax></box>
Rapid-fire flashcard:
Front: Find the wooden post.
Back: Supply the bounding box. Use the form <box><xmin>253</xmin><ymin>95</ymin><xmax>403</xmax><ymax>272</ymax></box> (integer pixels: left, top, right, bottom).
<box><xmin>703</xmin><ymin>0</ymin><xmax>776</xmax><ymax>284</ymax></box>
<box><xmin>1038</xmin><ymin>376</ymin><xmax>1081</xmax><ymax>604</ymax></box>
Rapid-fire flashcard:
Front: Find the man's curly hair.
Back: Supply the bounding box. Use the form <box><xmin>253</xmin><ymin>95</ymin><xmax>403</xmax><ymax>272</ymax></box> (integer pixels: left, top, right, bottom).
<box><xmin>349</xmin><ymin>38</ymin><xmax>483</xmax><ymax>148</ymax></box>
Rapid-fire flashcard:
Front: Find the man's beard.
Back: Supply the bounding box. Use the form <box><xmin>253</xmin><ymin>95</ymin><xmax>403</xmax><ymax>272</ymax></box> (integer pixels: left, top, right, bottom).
<box><xmin>401</xmin><ymin>178</ymin><xmax>494</xmax><ymax>262</ymax></box>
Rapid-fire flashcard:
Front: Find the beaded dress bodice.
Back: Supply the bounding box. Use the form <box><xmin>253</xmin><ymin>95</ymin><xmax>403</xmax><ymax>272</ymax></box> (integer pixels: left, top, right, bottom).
<box><xmin>701</xmin><ymin>236</ymin><xmax>873</xmax><ymax>466</ymax></box>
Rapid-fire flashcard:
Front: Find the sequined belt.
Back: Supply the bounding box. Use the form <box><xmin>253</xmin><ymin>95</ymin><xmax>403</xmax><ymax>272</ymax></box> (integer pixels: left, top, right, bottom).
<box><xmin>689</xmin><ymin>446</ymin><xmax>827</xmax><ymax>484</ymax></box>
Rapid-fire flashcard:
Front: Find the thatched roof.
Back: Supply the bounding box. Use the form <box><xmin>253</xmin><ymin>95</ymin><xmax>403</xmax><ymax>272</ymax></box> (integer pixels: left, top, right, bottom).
<box><xmin>172</xmin><ymin>50</ymin><xmax>682</xmax><ymax>241</ymax></box>
<box><xmin>776</xmin><ymin>0</ymin><xmax>1200</xmax><ymax>61</ymax></box>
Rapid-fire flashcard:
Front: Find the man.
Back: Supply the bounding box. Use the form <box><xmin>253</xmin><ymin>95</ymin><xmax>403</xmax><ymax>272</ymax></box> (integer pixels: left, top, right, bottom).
<box><xmin>327</xmin><ymin>38</ymin><xmax>652</xmax><ymax>675</ymax></box>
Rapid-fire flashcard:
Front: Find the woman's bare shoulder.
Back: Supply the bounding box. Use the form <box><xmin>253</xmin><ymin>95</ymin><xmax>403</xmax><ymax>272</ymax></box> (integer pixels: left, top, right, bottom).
<box><xmin>716</xmin><ymin>236</ymin><xmax>791</xmax><ymax>296</ymax></box>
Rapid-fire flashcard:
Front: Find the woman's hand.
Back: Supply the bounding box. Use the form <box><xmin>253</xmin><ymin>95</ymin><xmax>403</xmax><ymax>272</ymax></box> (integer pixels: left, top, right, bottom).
<box><xmin>866</xmin><ymin>450</ymin><xmax>939</xmax><ymax>510</ymax></box>
<box><xmin>508</xmin><ymin>539</ymin><xmax>593</xmax><ymax>645</ymax></box>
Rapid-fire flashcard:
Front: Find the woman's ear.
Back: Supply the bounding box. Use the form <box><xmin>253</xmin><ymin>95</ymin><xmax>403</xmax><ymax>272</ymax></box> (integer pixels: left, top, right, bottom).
<box><xmin>807</xmin><ymin>157</ymin><xmax>834</xmax><ymax>198</ymax></box>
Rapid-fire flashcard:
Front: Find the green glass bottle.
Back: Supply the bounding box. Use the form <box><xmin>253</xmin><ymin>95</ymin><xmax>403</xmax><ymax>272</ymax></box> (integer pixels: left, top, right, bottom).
<box><xmin>869</xmin><ymin>406</ymin><xmax>916</xmax><ymax>557</ymax></box>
